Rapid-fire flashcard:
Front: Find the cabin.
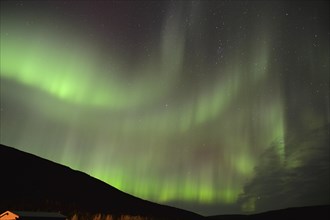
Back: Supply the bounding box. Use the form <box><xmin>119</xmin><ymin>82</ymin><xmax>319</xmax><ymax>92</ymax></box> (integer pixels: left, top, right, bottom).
<box><xmin>0</xmin><ymin>211</ymin><xmax>66</xmax><ymax>220</ymax></box>
<box><xmin>0</xmin><ymin>211</ymin><xmax>18</xmax><ymax>220</ymax></box>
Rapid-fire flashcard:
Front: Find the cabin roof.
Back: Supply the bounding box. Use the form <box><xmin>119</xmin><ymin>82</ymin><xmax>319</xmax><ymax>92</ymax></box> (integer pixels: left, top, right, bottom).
<box><xmin>0</xmin><ymin>211</ymin><xmax>19</xmax><ymax>219</ymax></box>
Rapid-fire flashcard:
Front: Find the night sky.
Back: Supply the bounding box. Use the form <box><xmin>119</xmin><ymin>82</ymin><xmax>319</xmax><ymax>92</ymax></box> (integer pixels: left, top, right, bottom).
<box><xmin>1</xmin><ymin>0</ymin><xmax>329</xmax><ymax>216</ymax></box>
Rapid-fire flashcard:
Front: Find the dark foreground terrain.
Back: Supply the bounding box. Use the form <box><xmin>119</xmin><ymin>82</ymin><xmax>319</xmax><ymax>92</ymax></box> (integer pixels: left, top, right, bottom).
<box><xmin>208</xmin><ymin>205</ymin><xmax>330</xmax><ymax>219</ymax></box>
<box><xmin>1</xmin><ymin>144</ymin><xmax>329</xmax><ymax>220</ymax></box>
<box><xmin>0</xmin><ymin>144</ymin><xmax>202</xmax><ymax>220</ymax></box>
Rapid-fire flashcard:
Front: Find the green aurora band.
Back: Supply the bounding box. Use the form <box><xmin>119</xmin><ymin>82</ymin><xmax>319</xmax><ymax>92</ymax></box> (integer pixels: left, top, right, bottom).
<box><xmin>1</xmin><ymin>1</ymin><xmax>328</xmax><ymax>215</ymax></box>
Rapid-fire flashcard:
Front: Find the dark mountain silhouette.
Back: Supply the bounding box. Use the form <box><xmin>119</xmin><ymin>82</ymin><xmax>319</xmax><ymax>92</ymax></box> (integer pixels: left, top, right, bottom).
<box><xmin>1</xmin><ymin>144</ymin><xmax>329</xmax><ymax>220</ymax></box>
<box><xmin>208</xmin><ymin>205</ymin><xmax>330</xmax><ymax>219</ymax></box>
<box><xmin>0</xmin><ymin>144</ymin><xmax>203</xmax><ymax>220</ymax></box>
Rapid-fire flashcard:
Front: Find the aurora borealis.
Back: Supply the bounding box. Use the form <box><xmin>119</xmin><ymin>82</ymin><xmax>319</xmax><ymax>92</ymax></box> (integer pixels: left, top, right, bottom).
<box><xmin>1</xmin><ymin>0</ymin><xmax>329</xmax><ymax>216</ymax></box>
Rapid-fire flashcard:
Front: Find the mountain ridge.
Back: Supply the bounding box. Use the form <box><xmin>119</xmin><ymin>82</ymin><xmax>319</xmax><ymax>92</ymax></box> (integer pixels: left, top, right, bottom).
<box><xmin>0</xmin><ymin>144</ymin><xmax>203</xmax><ymax>220</ymax></box>
<box><xmin>1</xmin><ymin>144</ymin><xmax>329</xmax><ymax>219</ymax></box>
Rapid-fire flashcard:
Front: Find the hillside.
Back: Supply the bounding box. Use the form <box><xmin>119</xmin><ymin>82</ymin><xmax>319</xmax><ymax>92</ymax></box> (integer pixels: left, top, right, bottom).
<box><xmin>0</xmin><ymin>144</ymin><xmax>203</xmax><ymax>220</ymax></box>
<box><xmin>208</xmin><ymin>205</ymin><xmax>330</xmax><ymax>219</ymax></box>
<box><xmin>1</xmin><ymin>144</ymin><xmax>328</xmax><ymax>219</ymax></box>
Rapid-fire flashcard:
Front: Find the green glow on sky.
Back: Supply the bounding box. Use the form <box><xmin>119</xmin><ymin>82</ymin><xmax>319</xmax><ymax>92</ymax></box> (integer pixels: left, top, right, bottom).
<box><xmin>1</xmin><ymin>0</ymin><xmax>329</xmax><ymax>216</ymax></box>
<box><xmin>0</xmin><ymin>13</ymin><xmax>286</xmax><ymax>205</ymax></box>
